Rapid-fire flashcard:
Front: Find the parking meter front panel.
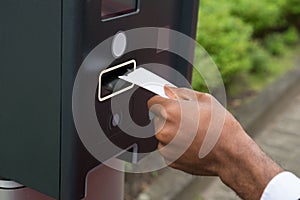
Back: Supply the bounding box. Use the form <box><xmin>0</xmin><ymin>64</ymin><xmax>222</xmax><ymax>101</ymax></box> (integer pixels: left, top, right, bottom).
<box><xmin>61</xmin><ymin>1</ymin><xmax>199</xmax><ymax>199</ymax></box>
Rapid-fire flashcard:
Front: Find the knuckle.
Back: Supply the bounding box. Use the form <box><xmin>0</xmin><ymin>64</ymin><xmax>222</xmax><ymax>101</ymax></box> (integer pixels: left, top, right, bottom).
<box><xmin>156</xmin><ymin>131</ymin><xmax>173</xmax><ymax>144</ymax></box>
<box><xmin>197</xmin><ymin>92</ymin><xmax>211</xmax><ymax>101</ymax></box>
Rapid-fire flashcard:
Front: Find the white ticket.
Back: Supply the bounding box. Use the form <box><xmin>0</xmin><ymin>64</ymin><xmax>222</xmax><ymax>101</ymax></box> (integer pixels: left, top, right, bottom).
<box><xmin>119</xmin><ymin>68</ymin><xmax>177</xmax><ymax>98</ymax></box>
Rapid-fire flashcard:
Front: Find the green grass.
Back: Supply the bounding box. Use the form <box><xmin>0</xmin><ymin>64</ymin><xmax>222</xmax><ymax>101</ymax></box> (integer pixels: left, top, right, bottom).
<box><xmin>247</xmin><ymin>44</ymin><xmax>300</xmax><ymax>92</ymax></box>
<box><xmin>228</xmin><ymin>44</ymin><xmax>300</xmax><ymax>109</ymax></box>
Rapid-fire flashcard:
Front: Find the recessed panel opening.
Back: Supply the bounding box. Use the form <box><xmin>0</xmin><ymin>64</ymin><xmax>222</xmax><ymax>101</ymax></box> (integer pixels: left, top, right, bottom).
<box><xmin>99</xmin><ymin>59</ymin><xmax>136</xmax><ymax>102</ymax></box>
<box><xmin>101</xmin><ymin>0</ymin><xmax>139</xmax><ymax>21</ymax></box>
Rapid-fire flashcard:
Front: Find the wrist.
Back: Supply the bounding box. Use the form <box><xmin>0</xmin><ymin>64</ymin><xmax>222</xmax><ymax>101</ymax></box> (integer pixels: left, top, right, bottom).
<box><xmin>217</xmin><ymin>130</ymin><xmax>283</xmax><ymax>200</ymax></box>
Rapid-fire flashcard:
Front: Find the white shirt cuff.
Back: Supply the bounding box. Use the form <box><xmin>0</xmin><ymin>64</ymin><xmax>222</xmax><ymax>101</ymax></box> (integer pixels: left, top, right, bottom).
<box><xmin>261</xmin><ymin>171</ymin><xmax>300</xmax><ymax>200</ymax></box>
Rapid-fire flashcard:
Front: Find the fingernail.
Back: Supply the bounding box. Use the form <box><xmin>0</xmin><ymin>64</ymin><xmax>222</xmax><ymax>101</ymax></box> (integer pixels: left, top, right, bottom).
<box><xmin>164</xmin><ymin>84</ymin><xmax>176</xmax><ymax>88</ymax></box>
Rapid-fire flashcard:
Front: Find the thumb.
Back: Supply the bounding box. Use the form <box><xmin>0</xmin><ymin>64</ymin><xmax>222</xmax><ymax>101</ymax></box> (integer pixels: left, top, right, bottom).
<box><xmin>164</xmin><ymin>86</ymin><xmax>198</xmax><ymax>101</ymax></box>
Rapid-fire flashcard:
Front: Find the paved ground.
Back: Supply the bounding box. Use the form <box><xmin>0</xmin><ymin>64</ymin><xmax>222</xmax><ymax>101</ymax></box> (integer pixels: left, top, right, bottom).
<box><xmin>173</xmin><ymin>86</ymin><xmax>300</xmax><ymax>200</ymax></box>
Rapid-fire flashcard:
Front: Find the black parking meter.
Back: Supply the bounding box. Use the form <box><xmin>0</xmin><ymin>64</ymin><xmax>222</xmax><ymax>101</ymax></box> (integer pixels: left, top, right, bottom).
<box><xmin>0</xmin><ymin>0</ymin><xmax>199</xmax><ymax>199</ymax></box>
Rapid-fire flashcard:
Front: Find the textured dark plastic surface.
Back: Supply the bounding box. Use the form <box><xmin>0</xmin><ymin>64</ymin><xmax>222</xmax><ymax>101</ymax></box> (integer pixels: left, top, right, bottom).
<box><xmin>0</xmin><ymin>0</ymin><xmax>61</xmax><ymax>198</ymax></box>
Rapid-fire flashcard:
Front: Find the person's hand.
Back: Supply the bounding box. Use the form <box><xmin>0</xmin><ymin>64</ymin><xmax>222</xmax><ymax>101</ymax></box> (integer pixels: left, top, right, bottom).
<box><xmin>147</xmin><ymin>86</ymin><xmax>283</xmax><ymax>200</ymax></box>
<box><xmin>147</xmin><ymin>86</ymin><xmax>246</xmax><ymax>176</ymax></box>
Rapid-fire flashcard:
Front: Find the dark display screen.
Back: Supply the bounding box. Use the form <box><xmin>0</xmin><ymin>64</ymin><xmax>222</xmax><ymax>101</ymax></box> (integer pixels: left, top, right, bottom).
<box><xmin>101</xmin><ymin>0</ymin><xmax>138</xmax><ymax>20</ymax></box>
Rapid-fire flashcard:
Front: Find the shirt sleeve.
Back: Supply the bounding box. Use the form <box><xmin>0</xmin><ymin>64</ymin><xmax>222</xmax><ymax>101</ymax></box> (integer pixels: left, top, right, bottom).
<box><xmin>261</xmin><ymin>171</ymin><xmax>300</xmax><ymax>200</ymax></box>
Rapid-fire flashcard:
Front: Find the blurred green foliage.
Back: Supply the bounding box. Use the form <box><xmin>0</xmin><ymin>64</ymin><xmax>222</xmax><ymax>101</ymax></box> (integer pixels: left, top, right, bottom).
<box><xmin>192</xmin><ymin>0</ymin><xmax>300</xmax><ymax>93</ymax></box>
<box><xmin>282</xmin><ymin>26</ymin><xmax>300</xmax><ymax>44</ymax></box>
<box><xmin>281</xmin><ymin>0</ymin><xmax>300</xmax><ymax>17</ymax></box>
<box><xmin>230</xmin><ymin>0</ymin><xmax>286</xmax><ymax>35</ymax></box>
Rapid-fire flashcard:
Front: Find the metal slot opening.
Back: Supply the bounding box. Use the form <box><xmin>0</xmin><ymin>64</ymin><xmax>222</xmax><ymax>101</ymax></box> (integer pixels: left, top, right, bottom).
<box><xmin>98</xmin><ymin>59</ymin><xmax>136</xmax><ymax>102</ymax></box>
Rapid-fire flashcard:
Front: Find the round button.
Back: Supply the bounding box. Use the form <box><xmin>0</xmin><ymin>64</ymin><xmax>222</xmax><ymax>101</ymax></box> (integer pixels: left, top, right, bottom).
<box><xmin>148</xmin><ymin>112</ymin><xmax>155</xmax><ymax>121</ymax></box>
<box><xmin>112</xmin><ymin>113</ymin><xmax>121</xmax><ymax>127</ymax></box>
<box><xmin>112</xmin><ymin>31</ymin><xmax>127</xmax><ymax>58</ymax></box>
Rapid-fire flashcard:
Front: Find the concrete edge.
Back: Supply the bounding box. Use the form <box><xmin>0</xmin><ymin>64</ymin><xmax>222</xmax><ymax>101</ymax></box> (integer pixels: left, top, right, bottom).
<box><xmin>236</xmin><ymin>65</ymin><xmax>300</xmax><ymax>133</ymax></box>
<box><xmin>136</xmin><ymin>64</ymin><xmax>300</xmax><ymax>200</ymax></box>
